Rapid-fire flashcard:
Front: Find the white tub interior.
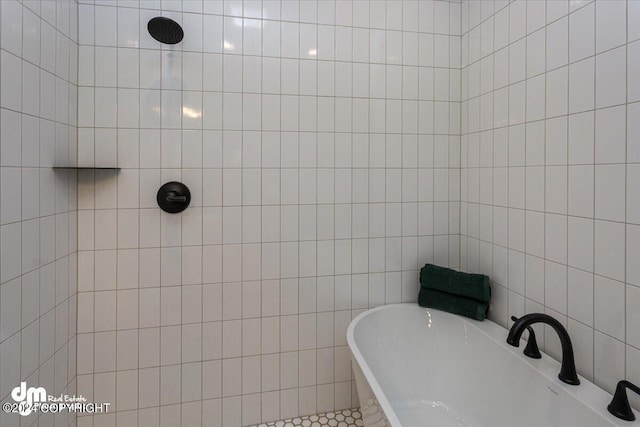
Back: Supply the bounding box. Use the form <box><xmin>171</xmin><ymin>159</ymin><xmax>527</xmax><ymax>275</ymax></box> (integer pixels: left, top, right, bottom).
<box><xmin>348</xmin><ymin>304</ymin><xmax>639</xmax><ymax>427</ymax></box>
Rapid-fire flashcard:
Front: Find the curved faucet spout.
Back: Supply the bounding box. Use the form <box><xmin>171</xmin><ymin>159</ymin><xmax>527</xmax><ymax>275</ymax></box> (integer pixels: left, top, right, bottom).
<box><xmin>507</xmin><ymin>313</ymin><xmax>580</xmax><ymax>385</ymax></box>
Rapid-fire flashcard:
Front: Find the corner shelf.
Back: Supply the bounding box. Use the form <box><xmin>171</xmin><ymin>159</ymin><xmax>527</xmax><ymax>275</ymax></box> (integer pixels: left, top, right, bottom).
<box><xmin>52</xmin><ymin>167</ymin><xmax>121</xmax><ymax>170</ymax></box>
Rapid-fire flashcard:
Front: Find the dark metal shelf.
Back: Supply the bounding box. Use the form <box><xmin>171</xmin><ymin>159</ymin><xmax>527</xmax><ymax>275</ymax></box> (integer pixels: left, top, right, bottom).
<box><xmin>53</xmin><ymin>167</ymin><xmax>120</xmax><ymax>170</ymax></box>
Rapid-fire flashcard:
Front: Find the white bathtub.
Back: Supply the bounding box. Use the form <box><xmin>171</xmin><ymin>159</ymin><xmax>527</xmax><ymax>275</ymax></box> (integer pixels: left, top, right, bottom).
<box><xmin>347</xmin><ymin>304</ymin><xmax>639</xmax><ymax>427</ymax></box>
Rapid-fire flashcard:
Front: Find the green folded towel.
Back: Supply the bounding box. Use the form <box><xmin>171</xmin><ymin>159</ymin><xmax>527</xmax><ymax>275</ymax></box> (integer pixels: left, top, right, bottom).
<box><xmin>420</xmin><ymin>264</ymin><xmax>491</xmax><ymax>303</ymax></box>
<box><xmin>418</xmin><ymin>288</ymin><xmax>488</xmax><ymax>321</ymax></box>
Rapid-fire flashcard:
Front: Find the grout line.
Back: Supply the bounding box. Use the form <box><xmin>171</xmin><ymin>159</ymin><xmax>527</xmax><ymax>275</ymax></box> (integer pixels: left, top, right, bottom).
<box><xmin>623</xmin><ymin>0</ymin><xmax>629</xmax><ymax>381</ymax></box>
<box><xmin>591</xmin><ymin>0</ymin><xmax>597</xmax><ymax>381</ymax></box>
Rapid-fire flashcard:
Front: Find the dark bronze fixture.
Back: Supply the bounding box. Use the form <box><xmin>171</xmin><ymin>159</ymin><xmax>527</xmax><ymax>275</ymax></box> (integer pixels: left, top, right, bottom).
<box><xmin>147</xmin><ymin>17</ymin><xmax>184</xmax><ymax>44</ymax></box>
<box><xmin>608</xmin><ymin>380</ymin><xmax>640</xmax><ymax>421</ymax></box>
<box><xmin>507</xmin><ymin>313</ymin><xmax>579</xmax><ymax>385</ymax></box>
<box><xmin>510</xmin><ymin>316</ymin><xmax>541</xmax><ymax>359</ymax></box>
<box><xmin>157</xmin><ymin>181</ymin><xmax>190</xmax><ymax>213</ymax></box>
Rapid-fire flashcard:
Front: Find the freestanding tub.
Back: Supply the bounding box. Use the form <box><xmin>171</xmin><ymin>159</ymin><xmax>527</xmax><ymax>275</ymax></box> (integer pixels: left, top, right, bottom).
<box><xmin>347</xmin><ymin>304</ymin><xmax>640</xmax><ymax>427</ymax></box>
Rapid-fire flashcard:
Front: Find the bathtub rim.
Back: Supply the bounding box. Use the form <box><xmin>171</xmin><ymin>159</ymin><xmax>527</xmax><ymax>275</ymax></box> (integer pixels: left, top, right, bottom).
<box><xmin>346</xmin><ymin>303</ymin><xmax>639</xmax><ymax>427</ymax></box>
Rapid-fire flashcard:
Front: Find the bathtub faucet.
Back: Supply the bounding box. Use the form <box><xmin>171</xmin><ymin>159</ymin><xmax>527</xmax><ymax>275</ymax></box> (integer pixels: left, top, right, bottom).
<box><xmin>506</xmin><ymin>313</ymin><xmax>580</xmax><ymax>386</ymax></box>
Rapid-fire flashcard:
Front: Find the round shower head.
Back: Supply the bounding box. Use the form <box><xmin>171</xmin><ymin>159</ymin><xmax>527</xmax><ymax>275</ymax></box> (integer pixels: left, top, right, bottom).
<box><xmin>147</xmin><ymin>17</ymin><xmax>184</xmax><ymax>45</ymax></box>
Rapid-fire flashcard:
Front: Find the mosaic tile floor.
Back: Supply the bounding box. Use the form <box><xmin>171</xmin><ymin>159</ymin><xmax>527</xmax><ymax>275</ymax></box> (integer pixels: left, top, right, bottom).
<box><xmin>250</xmin><ymin>408</ymin><xmax>364</xmax><ymax>427</ymax></box>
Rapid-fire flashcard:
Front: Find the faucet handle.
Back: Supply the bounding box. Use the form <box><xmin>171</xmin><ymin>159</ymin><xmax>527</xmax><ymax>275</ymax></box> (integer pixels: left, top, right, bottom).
<box><xmin>511</xmin><ymin>316</ymin><xmax>542</xmax><ymax>359</ymax></box>
<box><xmin>608</xmin><ymin>380</ymin><xmax>640</xmax><ymax>421</ymax></box>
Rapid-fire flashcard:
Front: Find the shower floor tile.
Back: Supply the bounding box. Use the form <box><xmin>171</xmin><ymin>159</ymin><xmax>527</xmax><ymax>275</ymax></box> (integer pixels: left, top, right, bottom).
<box><xmin>250</xmin><ymin>408</ymin><xmax>363</xmax><ymax>427</ymax></box>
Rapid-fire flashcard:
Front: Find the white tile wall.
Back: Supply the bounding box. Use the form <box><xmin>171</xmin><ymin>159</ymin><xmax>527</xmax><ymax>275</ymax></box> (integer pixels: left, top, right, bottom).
<box><xmin>75</xmin><ymin>1</ymin><xmax>461</xmax><ymax>426</ymax></box>
<box><xmin>460</xmin><ymin>0</ymin><xmax>640</xmax><ymax>401</ymax></box>
<box><xmin>0</xmin><ymin>0</ymin><xmax>79</xmax><ymax>426</ymax></box>
<box><xmin>3</xmin><ymin>1</ymin><xmax>633</xmax><ymax>425</ymax></box>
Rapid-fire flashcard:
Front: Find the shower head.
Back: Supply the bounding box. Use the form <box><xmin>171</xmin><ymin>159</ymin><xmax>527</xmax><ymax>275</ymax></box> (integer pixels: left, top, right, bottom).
<box><xmin>147</xmin><ymin>17</ymin><xmax>184</xmax><ymax>45</ymax></box>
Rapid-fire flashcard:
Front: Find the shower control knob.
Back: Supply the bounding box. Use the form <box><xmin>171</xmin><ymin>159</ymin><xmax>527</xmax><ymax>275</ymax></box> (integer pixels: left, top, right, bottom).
<box><xmin>157</xmin><ymin>181</ymin><xmax>191</xmax><ymax>213</ymax></box>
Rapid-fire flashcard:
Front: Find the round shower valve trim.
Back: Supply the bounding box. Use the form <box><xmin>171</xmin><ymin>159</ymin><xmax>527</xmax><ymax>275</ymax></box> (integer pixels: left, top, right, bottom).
<box><xmin>157</xmin><ymin>181</ymin><xmax>191</xmax><ymax>213</ymax></box>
